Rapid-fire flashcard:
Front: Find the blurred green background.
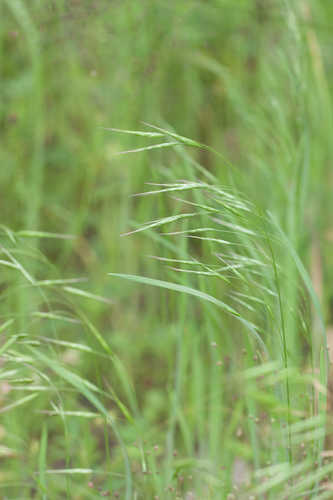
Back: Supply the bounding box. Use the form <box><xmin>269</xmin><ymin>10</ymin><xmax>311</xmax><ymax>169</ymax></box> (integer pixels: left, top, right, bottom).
<box><xmin>1</xmin><ymin>1</ymin><xmax>333</xmax><ymax>498</ymax></box>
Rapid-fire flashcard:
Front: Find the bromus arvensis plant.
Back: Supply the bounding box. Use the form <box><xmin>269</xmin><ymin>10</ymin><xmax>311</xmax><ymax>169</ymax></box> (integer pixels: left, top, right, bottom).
<box><xmin>109</xmin><ymin>119</ymin><xmax>329</xmax><ymax>498</ymax></box>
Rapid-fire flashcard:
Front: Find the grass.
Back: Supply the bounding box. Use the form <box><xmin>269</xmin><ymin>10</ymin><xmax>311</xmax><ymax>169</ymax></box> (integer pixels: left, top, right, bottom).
<box><xmin>1</xmin><ymin>0</ymin><xmax>333</xmax><ymax>498</ymax></box>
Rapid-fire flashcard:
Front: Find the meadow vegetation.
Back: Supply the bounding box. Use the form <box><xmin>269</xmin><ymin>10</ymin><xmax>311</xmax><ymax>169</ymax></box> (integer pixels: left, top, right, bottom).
<box><xmin>1</xmin><ymin>1</ymin><xmax>333</xmax><ymax>498</ymax></box>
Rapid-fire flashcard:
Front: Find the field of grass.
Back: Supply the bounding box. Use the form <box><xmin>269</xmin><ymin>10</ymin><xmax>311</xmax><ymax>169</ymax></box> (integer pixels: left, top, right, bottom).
<box><xmin>1</xmin><ymin>1</ymin><xmax>333</xmax><ymax>498</ymax></box>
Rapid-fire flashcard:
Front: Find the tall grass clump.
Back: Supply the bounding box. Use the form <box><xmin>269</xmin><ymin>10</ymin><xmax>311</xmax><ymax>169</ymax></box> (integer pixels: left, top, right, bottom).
<box><xmin>107</xmin><ymin>4</ymin><xmax>331</xmax><ymax>498</ymax></box>
<box><xmin>109</xmin><ymin>133</ymin><xmax>328</xmax><ymax>498</ymax></box>
<box><xmin>1</xmin><ymin>0</ymin><xmax>333</xmax><ymax>499</ymax></box>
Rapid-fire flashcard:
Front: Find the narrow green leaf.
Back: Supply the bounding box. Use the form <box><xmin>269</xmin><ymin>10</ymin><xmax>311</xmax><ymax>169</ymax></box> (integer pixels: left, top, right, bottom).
<box><xmin>0</xmin><ymin>393</ymin><xmax>38</xmax><ymax>414</ymax></box>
